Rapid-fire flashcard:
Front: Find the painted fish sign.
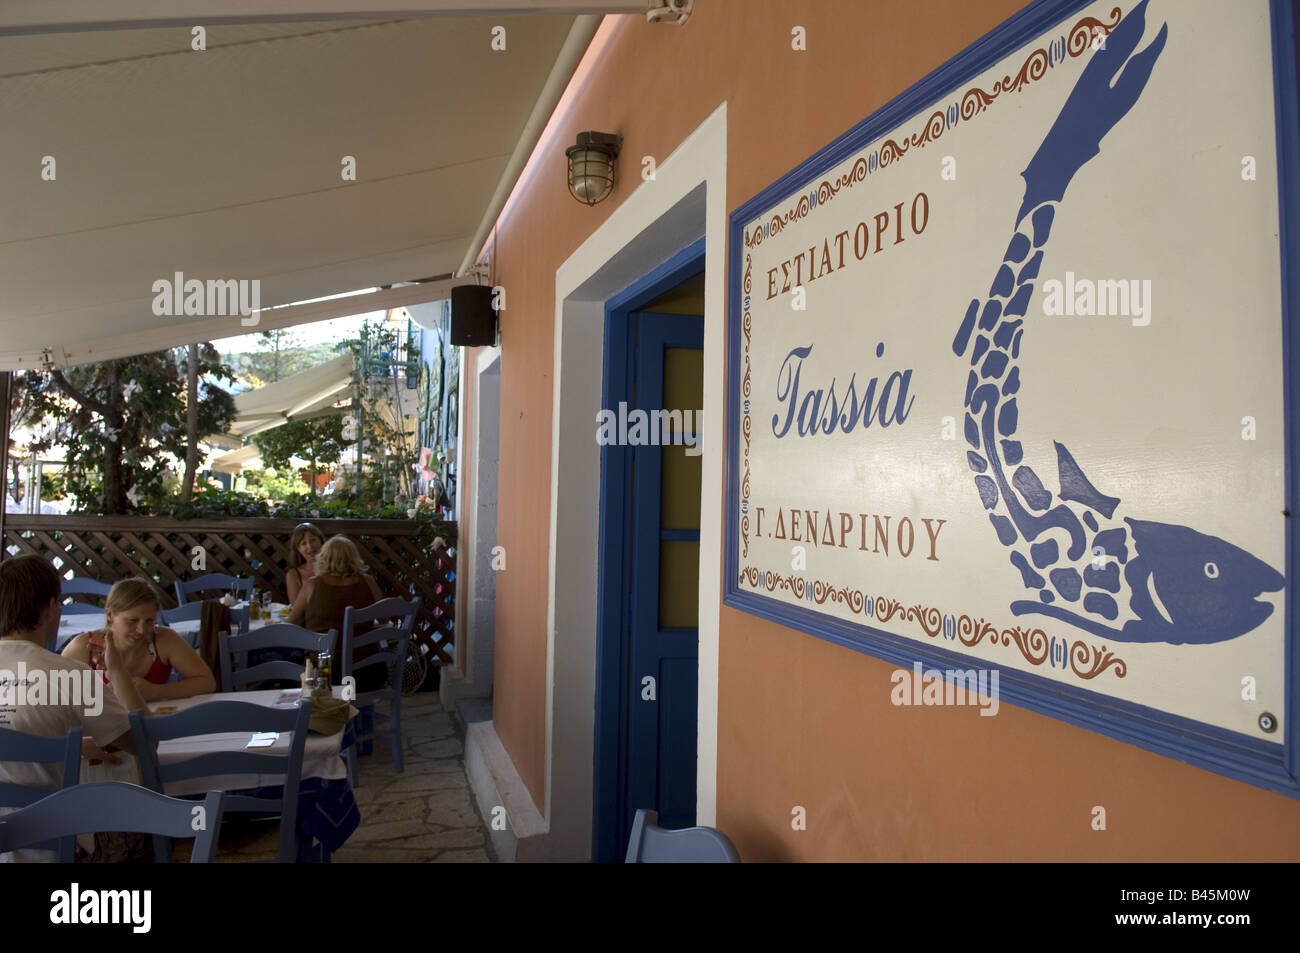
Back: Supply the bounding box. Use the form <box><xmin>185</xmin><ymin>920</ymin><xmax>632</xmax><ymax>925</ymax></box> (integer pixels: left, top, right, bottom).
<box><xmin>952</xmin><ymin>2</ymin><xmax>1285</xmax><ymax>645</ymax></box>
<box><xmin>726</xmin><ymin>0</ymin><xmax>1298</xmax><ymax>792</ymax></box>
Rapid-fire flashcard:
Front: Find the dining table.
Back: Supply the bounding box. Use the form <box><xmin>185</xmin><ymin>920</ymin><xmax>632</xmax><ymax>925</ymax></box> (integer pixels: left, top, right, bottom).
<box><xmin>54</xmin><ymin>602</ymin><xmax>291</xmax><ymax>653</ymax></box>
<box><xmin>82</xmin><ymin>685</ymin><xmax>362</xmax><ymax>861</ymax></box>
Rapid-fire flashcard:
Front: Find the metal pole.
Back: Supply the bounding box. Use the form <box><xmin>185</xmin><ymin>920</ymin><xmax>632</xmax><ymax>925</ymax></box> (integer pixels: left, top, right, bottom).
<box><xmin>0</xmin><ymin>371</ymin><xmax>11</xmax><ymax>562</ymax></box>
<box><xmin>356</xmin><ymin>331</ymin><xmax>365</xmax><ymax>498</ymax></box>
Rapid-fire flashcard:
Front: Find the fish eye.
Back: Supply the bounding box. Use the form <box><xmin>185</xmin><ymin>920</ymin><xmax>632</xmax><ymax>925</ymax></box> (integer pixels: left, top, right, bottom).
<box><xmin>1204</xmin><ymin>562</ymin><xmax>1219</xmax><ymax>579</ymax></box>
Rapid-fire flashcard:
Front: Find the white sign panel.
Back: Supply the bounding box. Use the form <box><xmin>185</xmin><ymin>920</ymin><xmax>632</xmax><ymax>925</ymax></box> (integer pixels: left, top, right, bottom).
<box><xmin>726</xmin><ymin>0</ymin><xmax>1297</xmax><ymax>785</ymax></box>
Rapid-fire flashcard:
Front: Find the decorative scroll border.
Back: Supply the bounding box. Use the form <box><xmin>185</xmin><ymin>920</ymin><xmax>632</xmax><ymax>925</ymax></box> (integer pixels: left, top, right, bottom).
<box><xmin>737</xmin><ymin>566</ymin><xmax>1128</xmax><ymax>681</ymax></box>
<box><xmin>740</xmin><ymin>254</ymin><xmax>753</xmax><ymax>556</ymax></box>
<box><xmin>741</xmin><ymin>6</ymin><xmax>1122</xmax><ymax>249</ymax></box>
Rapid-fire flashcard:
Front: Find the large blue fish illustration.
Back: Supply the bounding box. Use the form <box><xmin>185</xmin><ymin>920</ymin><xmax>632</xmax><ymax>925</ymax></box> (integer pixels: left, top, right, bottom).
<box><xmin>952</xmin><ymin>0</ymin><xmax>1283</xmax><ymax>645</ymax></box>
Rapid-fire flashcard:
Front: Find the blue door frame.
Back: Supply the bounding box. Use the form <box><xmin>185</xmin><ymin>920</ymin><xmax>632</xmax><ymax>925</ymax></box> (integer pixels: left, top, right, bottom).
<box><xmin>593</xmin><ymin>237</ymin><xmax>705</xmax><ymax>862</ymax></box>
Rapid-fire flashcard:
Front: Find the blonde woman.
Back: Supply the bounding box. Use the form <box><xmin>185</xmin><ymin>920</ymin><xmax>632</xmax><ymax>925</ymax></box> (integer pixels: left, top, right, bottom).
<box><xmin>62</xmin><ymin>578</ymin><xmax>216</xmax><ymax>702</ymax></box>
<box><xmin>288</xmin><ymin>535</ymin><xmax>384</xmax><ymax>688</ymax></box>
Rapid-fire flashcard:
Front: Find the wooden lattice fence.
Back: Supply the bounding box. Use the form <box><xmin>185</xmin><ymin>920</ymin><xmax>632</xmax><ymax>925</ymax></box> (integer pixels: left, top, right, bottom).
<box><xmin>2</xmin><ymin>516</ymin><xmax>457</xmax><ymax>668</ymax></box>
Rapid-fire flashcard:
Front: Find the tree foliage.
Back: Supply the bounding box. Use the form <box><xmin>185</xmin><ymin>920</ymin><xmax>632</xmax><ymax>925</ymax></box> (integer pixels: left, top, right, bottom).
<box><xmin>13</xmin><ymin>346</ymin><xmax>236</xmax><ymax>514</ymax></box>
<box><xmin>225</xmin><ymin>330</ymin><xmax>339</xmax><ymax>387</ymax></box>
<box><xmin>340</xmin><ymin>318</ymin><xmax>421</xmax><ymax>506</ymax></box>
<box><xmin>252</xmin><ymin>415</ymin><xmax>347</xmax><ymax>497</ymax></box>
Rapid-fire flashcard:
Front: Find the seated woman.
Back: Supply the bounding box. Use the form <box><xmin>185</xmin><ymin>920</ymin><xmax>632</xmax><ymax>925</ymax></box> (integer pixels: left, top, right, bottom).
<box><xmin>285</xmin><ymin>522</ymin><xmax>325</xmax><ymax>604</ymax></box>
<box><xmin>62</xmin><ymin>577</ymin><xmax>216</xmax><ymax>702</ymax></box>
<box><xmin>288</xmin><ymin>535</ymin><xmax>385</xmax><ymax>691</ymax></box>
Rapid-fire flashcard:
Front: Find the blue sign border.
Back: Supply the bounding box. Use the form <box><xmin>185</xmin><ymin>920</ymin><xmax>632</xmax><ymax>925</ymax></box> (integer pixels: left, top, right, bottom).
<box><xmin>724</xmin><ymin>0</ymin><xmax>1300</xmax><ymax>800</ymax></box>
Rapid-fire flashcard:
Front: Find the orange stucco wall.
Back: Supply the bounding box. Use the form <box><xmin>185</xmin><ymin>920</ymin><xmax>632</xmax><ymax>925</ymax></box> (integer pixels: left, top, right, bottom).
<box><xmin>487</xmin><ymin>0</ymin><xmax>1300</xmax><ymax>860</ymax></box>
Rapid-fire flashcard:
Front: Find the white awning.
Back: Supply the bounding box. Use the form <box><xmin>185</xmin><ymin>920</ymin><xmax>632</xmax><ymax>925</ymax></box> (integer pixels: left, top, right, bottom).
<box><xmin>208</xmin><ymin>445</ymin><xmax>263</xmax><ymax>474</ymax></box>
<box><xmin>227</xmin><ymin>354</ymin><xmax>355</xmax><ymax>438</ymax></box>
<box><xmin>0</xmin><ymin>12</ymin><xmax>603</xmax><ymax>371</ymax></box>
<box><xmin>208</xmin><ymin>444</ymin><xmax>312</xmax><ymax>474</ymax></box>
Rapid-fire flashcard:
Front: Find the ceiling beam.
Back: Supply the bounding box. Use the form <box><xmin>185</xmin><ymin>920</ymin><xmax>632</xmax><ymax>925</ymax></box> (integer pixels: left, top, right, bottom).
<box><xmin>0</xmin><ymin>1</ymin><xmax>646</xmax><ymax>35</ymax></box>
<box><xmin>0</xmin><ymin>278</ymin><xmax>470</xmax><ymax>372</ymax></box>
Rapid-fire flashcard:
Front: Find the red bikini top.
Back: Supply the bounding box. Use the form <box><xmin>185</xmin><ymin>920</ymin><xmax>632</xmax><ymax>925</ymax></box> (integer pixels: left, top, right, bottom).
<box><xmin>97</xmin><ymin>632</ymin><xmax>174</xmax><ymax>685</ymax></box>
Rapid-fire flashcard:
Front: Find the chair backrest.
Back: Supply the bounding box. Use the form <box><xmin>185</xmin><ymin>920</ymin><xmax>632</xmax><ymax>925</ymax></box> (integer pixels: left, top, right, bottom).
<box><xmin>175</xmin><ymin>574</ymin><xmax>253</xmax><ymax>604</ymax></box>
<box><xmin>342</xmin><ymin>597</ymin><xmax>420</xmax><ymax>693</ymax></box>
<box><xmin>219</xmin><ymin>624</ymin><xmax>334</xmax><ymax>691</ymax></box>
<box><xmin>59</xmin><ymin>577</ymin><xmax>112</xmax><ymax>623</ymax></box>
<box><xmin>58</xmin><ymin>602</ymin><xmax>106</xmax><ymax>616</ymax></box>
<box><xmin>162</xmin><ymin>600</ymin><xmax>249</xmax><ymax>636</ymax></box>
<box><xmin>0</xmin><ymin>726</ymin><xmax>84</xmax><ymax>861</ymax></box>
<box><xmin>624</xmin><ymin>809</ymin><xmax>741</xmax><ymax>863</ymax></box>
<box><xmin>0</xmin><ymin>782</ymin><xmax>225</xmax><ymax>863</ymax></box>
<box><xmin>62</xmin><ymin>577</ymin><xmax>112</xmax><ymax>599</ymax></box>
<box><xmin>160</xmin><ymin>602</ymin><xmax>204</xmax><ymax>624</ymax></box>
<box><xmin>0</xmin><ymin>727</ymin><xmax>82</xmax><ymax>808</ymax></box>
<box><xmin>129</xmin><ymin>700</ymin><xmax>310</xmax><ymax>863</ymax></box>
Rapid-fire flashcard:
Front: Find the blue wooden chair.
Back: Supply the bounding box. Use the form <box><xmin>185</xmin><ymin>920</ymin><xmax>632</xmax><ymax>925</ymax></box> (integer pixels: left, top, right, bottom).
<box><xmin>0</xmin><ymin>726</ymin><xmax>82</xmax><ymax>861</ymax></box>
<box><xmin>219</xmin><ymin>624</ymin><xmax>334</xmax><ymax>692</ymax></box>
<box><xmin>130</xmin><ymin>700</ymin><xmax>310</xmax><ymax>863</ymax></box>
<box><xmin>174</xmin><ymin>573</ymin><xmax>253</xmax><ymax>605</ymax></box>
<box><xmin>160</xmin><ymin>602</ymin><xmax>203</xmax><ymax>624</ymax></box>
<box><xmin>0</xmin><ymin>782</ymin><xmax>225</xmax><ymax>863</ymax></box>
<box><xmin>161</xmin><ymin>599</ymin><xmax>249</xmax><ymax>635</ymax></box>
<box><xmin>60</xmin><ymin>577</ymin><xmax>111</xmax><ymax>614</ymax></box>
<box><xmin>341</xmin><ymin>597</ymin><xmax>420</xmax><ymax>785</ymax></box>
<box><xmin>53</xmin><ymin>578</ymin><xmax>112</xmax><ymax>650</ymax></box>
<box><xmin>624</xmin><ymin>809</ymin><xmax>741</xmax><ymax>863</ymax></box>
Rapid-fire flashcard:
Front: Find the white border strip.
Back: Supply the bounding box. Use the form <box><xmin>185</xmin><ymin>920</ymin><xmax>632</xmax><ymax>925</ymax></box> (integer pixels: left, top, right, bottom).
<box><xmin>546</xmin><ymin>102</ymin><xmax>727</xmax><ymax>849</ymax></box>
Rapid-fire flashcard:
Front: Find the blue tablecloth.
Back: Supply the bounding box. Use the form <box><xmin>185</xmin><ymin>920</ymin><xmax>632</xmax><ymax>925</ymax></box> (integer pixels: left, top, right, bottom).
<box><xmin>227</xmin><ymin>775</ymin><xmax>361</xmax><ymax>862</ymax></box>
<box><xmin>180</xmin><ymin>719</ymin><xmax>360</xmax><ymax>862</ymax></box>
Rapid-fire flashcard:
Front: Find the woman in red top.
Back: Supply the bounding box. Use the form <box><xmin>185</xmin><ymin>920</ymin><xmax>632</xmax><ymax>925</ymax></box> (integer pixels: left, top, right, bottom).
<box><xmin>62</xmin><ymin>577</ymin><xmax>215</xmax><ymax>701</ymax></box>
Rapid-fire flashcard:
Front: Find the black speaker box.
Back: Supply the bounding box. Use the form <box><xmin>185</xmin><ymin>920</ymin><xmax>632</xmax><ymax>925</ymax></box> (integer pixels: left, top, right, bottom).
<box><xmin>450</xmin><ymin>285</ymin><xmax>497</xmax><ymax>347</ymax></box>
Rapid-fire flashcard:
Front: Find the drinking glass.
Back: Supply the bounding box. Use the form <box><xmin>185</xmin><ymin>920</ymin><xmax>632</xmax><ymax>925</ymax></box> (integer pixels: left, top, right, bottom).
<box><xmin>317</xmin><ymin>651</ymin><xmax>333</xmax><ymax>686</ymax></box>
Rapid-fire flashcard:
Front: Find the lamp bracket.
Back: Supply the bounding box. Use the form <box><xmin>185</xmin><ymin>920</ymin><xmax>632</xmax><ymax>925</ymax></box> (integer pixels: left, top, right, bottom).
<box><xmin>646</xmin><ymin>0</ymin><xmax>693</xmax><ymax>24</ymax></box>
<box><xmin>460</xmin><ymin>262</ymin><xmax>490</xmax><ymax>283</ymax></box>
<box><xmin>568</xmin><ymin>130</ymin><xmax>622</xmax><ymax>158</ymax></box>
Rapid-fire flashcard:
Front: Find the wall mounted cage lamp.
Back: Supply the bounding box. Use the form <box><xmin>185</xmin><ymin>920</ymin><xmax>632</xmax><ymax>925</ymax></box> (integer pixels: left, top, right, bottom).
<box><xmin>566</xmin><ymin>131</ymin><xmax>622</xmax><ymax>206</ymax></box>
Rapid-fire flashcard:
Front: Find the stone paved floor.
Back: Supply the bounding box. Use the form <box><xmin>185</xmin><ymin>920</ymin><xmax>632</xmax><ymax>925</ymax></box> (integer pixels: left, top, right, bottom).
<box><xmin>190</xmin><ymin>692</ymin><xmax>497</xmax><ymax>863</ymax></box>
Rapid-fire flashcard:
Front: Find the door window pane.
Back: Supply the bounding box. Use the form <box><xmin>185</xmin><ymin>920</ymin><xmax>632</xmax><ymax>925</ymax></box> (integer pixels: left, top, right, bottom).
<box><xmin>659</xmin><ymin>540</ymin><xmax>700</xmax><ymax>629</ymax></box>
<box><xmin>661</xmin><ymin>444</ymin><xmax>702</xmax><ymax>531</ymax></box>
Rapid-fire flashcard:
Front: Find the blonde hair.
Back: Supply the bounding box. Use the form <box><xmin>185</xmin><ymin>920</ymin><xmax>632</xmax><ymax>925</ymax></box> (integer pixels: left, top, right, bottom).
<box><xmin>105</xmin><ymin>578</ymin><xmax>161</xmax><ymax>615</ymax></box>
<box><xmin>315</xmin><ymin>536</ymin><xmax>364</xmax><ymax>577</ymax></box>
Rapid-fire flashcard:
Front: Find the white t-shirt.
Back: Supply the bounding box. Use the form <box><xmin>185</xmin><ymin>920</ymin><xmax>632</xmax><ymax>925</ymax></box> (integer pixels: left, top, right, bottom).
<box><xmin>0</xmin><ymin>638</ymin><xmax>132</xmax><ymax>862</ymax></box>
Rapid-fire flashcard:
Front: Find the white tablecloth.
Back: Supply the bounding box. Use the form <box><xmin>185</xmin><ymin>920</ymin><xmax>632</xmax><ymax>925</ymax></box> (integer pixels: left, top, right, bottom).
<box><xmin>54</xmin><ymin>605</ymin><xmax>287</xmax><ymax>652</ymax></box>
<box><xmin>146</xmin><ymin>688</ymin><xmax>355</xmax><ymax>797</ymax></box>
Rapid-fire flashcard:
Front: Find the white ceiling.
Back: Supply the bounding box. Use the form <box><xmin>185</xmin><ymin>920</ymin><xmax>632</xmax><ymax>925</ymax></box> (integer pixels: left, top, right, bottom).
<box><xmin>0</xmin><ymin>13</ymin><xmax>578</xmax><ymax>369</ymax></box>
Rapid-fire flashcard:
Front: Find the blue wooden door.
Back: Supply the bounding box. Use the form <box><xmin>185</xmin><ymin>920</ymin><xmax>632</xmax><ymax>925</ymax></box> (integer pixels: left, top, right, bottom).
<box><xmin>623</xmin><ymin>310</ymin><xmax>703</xmax><ymax>842</ymax></box>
